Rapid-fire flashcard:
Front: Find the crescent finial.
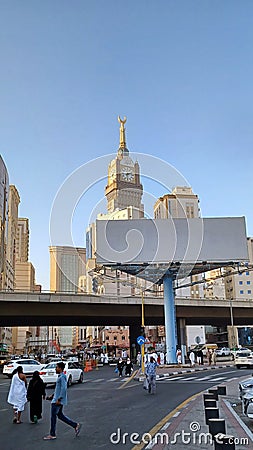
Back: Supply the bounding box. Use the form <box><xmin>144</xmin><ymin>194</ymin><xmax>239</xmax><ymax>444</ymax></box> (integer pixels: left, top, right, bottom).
<box><xmin>118</xmin><ymin>115</ymin><xmax>127</xmax><ymax>125</ymax></box>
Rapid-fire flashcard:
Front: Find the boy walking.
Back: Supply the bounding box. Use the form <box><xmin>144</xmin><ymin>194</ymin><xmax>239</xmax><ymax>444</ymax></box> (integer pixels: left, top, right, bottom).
<box><xmin>43</xmin><ymin>361</ymin><xmax>82</xmax><ymax>440</ymax></box>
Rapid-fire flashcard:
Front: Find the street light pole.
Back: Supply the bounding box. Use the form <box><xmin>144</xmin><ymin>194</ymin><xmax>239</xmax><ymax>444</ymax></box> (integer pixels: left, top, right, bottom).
<box><xmin>229</xmin><ymin>295</ymin><xmax>236</xmax><ymax>348</ymax></box>
<box><xmin>141</xmin><ymin>291</ymin><xmax>145</xmax><ymax>374</ymax></box>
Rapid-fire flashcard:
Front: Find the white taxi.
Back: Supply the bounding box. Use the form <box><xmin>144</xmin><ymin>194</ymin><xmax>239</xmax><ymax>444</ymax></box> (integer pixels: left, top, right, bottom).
<box><xmin>39</xmin><ymin>361</ymin><xmax>84</xmax><ymax>387</ymax></box>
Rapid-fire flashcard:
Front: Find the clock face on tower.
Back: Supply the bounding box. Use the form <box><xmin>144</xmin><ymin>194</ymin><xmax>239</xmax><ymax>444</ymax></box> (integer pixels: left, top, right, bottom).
<box><xmin>121</xmin><ymin>166</ymin><xmax>134</xmax><ymax>182</ymax></box>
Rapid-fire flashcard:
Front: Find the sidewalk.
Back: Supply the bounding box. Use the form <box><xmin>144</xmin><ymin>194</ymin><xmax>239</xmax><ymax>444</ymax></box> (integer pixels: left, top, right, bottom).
<box><xmin>133</xmin><ymin>365</ymin><xmax>253</xmax><ymax>450</ymax></box>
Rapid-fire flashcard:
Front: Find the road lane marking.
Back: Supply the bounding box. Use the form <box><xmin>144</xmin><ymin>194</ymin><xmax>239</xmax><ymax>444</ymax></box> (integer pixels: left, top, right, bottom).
<box><xmin>160</xmin><ymin>422</ymin><xmax>171</xmax><ymax>430</ymax></box>
<box><xmin>118</xmin><ymin>369</ymin><xmax>138</xmax><ymax>389</ymax></box>
<box><xmin>209</xmin><ymin>377</ymin><xmax>226</xmax><ymax>381</ymax></box>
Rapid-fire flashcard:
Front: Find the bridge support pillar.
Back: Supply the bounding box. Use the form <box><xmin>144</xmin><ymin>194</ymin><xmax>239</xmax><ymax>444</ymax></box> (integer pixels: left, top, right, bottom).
<box><xmin>163</xmin><ymin>274</ymin><xmax>177</xmax><ymax>364</ymax></box>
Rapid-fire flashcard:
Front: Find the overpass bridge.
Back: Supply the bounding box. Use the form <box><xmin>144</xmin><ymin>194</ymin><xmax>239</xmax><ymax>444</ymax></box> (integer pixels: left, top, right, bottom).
<box><xmin>0</xmin><ymin>291</ymin><xmax>252</xmax><ymax>327</ymax></box>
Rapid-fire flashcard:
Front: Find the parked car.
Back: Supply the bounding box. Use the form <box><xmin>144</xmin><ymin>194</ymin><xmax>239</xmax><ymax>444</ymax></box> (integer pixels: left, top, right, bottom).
<box><xmin>234</xmin><ymin>351</ymin><xmax>253</xmax><ymax>369</ymax></box>
<box><xmin>39</xmin><ymin>360</ymin><xmax>84</xmax><ymax>387</ymax></box>
<box><xmin>3</xmin><ymin>359</ymin><xmax>43</xmax><ymax>377</ymax></box>
<box><xmin>231</xmin><ymin>347</ymin><xmax>251</xmax><ymax>359</ymax></box>
<box><xmin>0</xmin><ymin>355</ymin><xmax>10</xmax><ymax>371</ymax></box>
<box><xmin>239</xmin><ymin>377</ymin><xmax>253</xmax><ymax>398</ymax></box>
<box><xmin>215</xmin><ymin>347</ymin><xmax>231</xmax><ymax>357</ymax></box>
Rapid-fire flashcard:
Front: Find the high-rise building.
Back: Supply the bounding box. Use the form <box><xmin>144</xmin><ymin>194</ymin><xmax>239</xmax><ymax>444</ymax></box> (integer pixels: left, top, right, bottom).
<box><xmin>14</xmin><ymin>218</ymin><xmax>36</xmax><ymax>292</ymax></box>
<box><xmin>154</xmin><ymin>186</ymin><xmax>202</xmax><ymax>299</ymax></box>
<box><xmin>105</xmin><ymin>116</ymin><xmax>144</xmax><ymax>216</ymax></box>
<box><xmin>49</xmin><ymin>246</ymin><xmax>86</xmax><ymax>351</ymax></box>
<box><xmin>225</xmin><ymin>237</ymin><xmax>253</xmax><ymax>301</ymax></box>
<box><xmin>13</xmin><ymin>217</ymin><xmax>38</xmax><ymax>352</ymax></box>
<box><xmin>86</xmin><ymin>117</ymin><xmax>147</xmax><ymax>297</ymax></box>
<box><xmin>0</xmin><ymin>157</ymin><xmax>11</xmax><ymax>351</ymax></box>
<box><xmin>49</xmin><ymin>246</ymin><xmax>86</xmax><ymax>293</ymax></box>
<box><xmin>154</xmin><ymin>186</ymin><xmax>200</xmax><ymax>219</ymax></box>
<box><xmin>15</xmin><ymin>218</ymin><xmax>29</xmax><ymax>262</ymax></box>
<box><xmin>0</xmin><ymin>155</ymin><xmax>9</xmax><ymax>291</ymax></box>
<box><xmin>6</xmin><ymin>185</ymin><xmax>20</xmax><ymax>290</ymax></box>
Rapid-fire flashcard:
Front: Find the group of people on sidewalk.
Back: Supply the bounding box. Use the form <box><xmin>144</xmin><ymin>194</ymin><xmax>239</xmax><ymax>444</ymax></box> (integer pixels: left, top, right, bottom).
<box><xmin>189</xmin><ymin>348</ymin><xmax>217</xmax><ymax>366</ymax></box>
<box><xmin>6</xmin><ymin>362</ymin><xmax>82</xmax><ymax>441</ymax></box>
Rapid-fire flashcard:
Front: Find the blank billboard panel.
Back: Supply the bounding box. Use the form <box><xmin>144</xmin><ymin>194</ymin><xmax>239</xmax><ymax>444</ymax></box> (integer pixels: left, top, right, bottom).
<box><xmin>96</xmin><ymin>217</ymin><xmax>248</xmax><ymax>265</ymax></box>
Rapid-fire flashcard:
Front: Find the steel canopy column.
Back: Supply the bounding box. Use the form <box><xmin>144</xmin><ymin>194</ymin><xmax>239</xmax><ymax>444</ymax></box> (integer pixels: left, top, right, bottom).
<box><xmin>163</xmin><ymin>274</ymin><xmax>177</xmax><ymax>364</ymax></box>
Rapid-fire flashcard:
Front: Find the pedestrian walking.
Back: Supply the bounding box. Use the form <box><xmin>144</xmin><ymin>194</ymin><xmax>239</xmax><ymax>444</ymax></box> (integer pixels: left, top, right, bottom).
<box><xmin>211</xmin><ymin>349</ymin><xmax>217</xmax><ymax>365</ymax></box>
<box><xmin>159</xmin><ymin>351</ymin><xmax>165</xmax><ymax>365</ymax></box>
<box><xmin>196</xmin><ymin>350</ymin><xmax>202</xmax><ymax>365</ymax></box>
<box><xmin>189</xmin><ymin>351</ymin><xmax>195</xmax><ymax>367</ymax></box>
<box><xmin>43</xmin><ymin>361</ymin><xmax>82</xmax><ymax>441</ymax></box>
<box><xmin>27</xmin><ymin>370</ymin><xmax>46</xmax><ymax>423</ymax></box>
<box><xmin>145</xmin><ymin>356</ymin><xmax>158</xmax><ymax>394</ymax></box>
<box><xmin>176</xmin><ymin>348</ymin><xmax>182</xmax><ymax>365</ymax></box>
<box><xmin>125</xmin><ymin>357</ymin><xmax>133</xmax><ymax>376</ymax></box>
<box><xmin>136</xmin><ymin>352</ymin><xmax>141</xmax><ymax>367</ymax></box>
<box><xmin>7</xmin><ymin>366</ymin><xmax>27</xmax><ymax>424</ymax></box>
<box><xmin>122</xmin><ymin>349</ymin><xmax>128</xmax><ymax>359</ymax></box>
<box><xmin>200</xmin><ymin>349</ymin><xmax>204</xmax><ymax>365</ymax></box>
<box><xmin>207</xmin><ymin>350</ymin><xmax>212</xmax><ymax>366</ymax></box>
<box><xmin>117</xmin><ymin>357</ymin><xmax>125</xmax><ymax>377</ymax></box>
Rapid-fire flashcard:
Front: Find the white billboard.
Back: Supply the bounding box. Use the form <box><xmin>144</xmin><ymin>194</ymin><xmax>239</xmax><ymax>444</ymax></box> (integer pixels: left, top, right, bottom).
<box><xmin>95</xmin><ymin>217</ymin><xmax>248</xmax><ymax>265</ymax></box>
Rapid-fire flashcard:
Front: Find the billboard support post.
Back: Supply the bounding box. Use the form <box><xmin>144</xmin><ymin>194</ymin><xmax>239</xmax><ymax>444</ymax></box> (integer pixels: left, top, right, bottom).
<box><xmin>163</xmin><ymin>274</ymin><xmax>177</xmax><ymax>364</ymax></box>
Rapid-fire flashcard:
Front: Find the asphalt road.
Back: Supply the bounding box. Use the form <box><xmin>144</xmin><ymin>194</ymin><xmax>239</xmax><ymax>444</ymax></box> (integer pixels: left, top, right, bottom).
<box><xmin>0</xmin><ymin>365</ymin><xmax>252</xmax><ymax>450</ymax></box>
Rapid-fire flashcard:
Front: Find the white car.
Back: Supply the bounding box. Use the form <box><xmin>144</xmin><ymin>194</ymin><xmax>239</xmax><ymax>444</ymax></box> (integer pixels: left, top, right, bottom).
<box><xmin>215</xmin><ymin>347</ymin><xmax>231</xmax><ymax>357</ymax></box>
<box><xmin>234</xmin><ymin>351</ymin><xmax>253</xmax><ymax>369</ymax></box>
<box><xmin>39</xmin><ymin>361</ymin><xmax>84</xmax><ymax>387</ymax></box>
<box><xmin>231</xmin><ymin>347</ymin><xmax>251</xmax><ymax>359</ymax></box>
<box><xmin>239</xmin><ymin>377</ymin><xmax>253</xmax><ymax>398</ymax></box>
<box><xmin>3</xmin><ymin>359</ymin><xmax>43</xmax><ymax>377</ymax></box>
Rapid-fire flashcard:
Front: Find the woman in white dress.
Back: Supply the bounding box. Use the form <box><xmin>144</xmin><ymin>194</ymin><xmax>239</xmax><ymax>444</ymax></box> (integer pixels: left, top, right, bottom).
<box><xmin>7</xmin><ymin>366</ymin><xmax>27</xmax><ymax>424</ymax></box>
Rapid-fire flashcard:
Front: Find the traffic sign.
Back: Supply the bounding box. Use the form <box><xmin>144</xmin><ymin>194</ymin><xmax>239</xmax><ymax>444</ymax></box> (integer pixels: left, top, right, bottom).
<box><xmin>137</xmin><ymin>335</ymin><xmax>145</xmax><ymax>346</ymax></box>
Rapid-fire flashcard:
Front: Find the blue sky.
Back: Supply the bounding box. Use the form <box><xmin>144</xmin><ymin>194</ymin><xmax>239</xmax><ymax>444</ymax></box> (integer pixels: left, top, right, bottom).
<box><xmin>0</xmin><ymin>1</ymin><xmax>252</xmax><ymax>289</ymax></box>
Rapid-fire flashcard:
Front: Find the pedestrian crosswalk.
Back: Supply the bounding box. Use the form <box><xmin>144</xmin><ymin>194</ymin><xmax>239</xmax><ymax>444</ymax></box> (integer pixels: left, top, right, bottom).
<box><xmin>157</xmin><ymin>372</ymin><xmax>239</xmax><ymax>384</ymax></box>
<box><xmin>83</xmin><ymin>376</ymin><xmax>128</xmax><ymax>384</ymax></box>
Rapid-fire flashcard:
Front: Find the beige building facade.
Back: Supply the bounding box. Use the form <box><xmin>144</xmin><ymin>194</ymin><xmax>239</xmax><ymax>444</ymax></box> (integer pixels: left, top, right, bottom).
<box><xmin>154</xmin><ymin>186</ymin><xmax>200</xmax><ymax>220</ymax></box>
<box><xmin>49</xmin><ymin>246</ymin><xmax>86</xmax><ymax>351</ymax></box>
<box><xmin>6</xmin><ymin>185</ymin><xmax>20</xmax><ymax>290</ymax></box>
<box><xmin>0</xmin><ymin>155</ymin><xmax>9</xmax><ymax>291</ymax></box>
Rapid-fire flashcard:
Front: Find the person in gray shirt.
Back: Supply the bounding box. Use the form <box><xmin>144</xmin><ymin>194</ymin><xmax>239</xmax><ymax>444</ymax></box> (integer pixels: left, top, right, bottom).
<box><xmin>43</xmin><ymin>361</ymin><xmax>82</xmax><ymax>440</ymax></box>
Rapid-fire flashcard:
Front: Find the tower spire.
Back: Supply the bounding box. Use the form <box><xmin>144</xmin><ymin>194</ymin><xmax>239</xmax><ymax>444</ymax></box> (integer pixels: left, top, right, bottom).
<box><xmin>118</xmin><ymin>115</ymin><xmax>127</xmax><ymax>149</ymax></box>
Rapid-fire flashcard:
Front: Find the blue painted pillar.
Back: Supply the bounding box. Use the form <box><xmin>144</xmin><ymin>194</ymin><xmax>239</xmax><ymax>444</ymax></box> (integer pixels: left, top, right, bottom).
<box><xmin>163</xmin><ymin>274</ymin><xmax>177</xmax><ymax>364</ymax></box>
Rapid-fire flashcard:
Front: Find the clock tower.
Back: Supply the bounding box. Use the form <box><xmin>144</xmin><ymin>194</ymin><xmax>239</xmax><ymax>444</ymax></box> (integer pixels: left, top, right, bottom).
<box><xmin>105</xmin><ymin>117</ymin><xmax>144</xmax><ymax>216</ymax></box>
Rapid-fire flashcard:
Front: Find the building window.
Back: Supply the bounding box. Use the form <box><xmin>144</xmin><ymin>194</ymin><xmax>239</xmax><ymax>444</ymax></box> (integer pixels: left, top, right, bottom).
<box><xmin>114</xmin><ymin>336</ymin><xmax>117</xmax><ymax>341</ymax></box>
<box><xmin>248</xmin><ymin>290</ymin><xmax>251</xmax><ymax>294</ymax></box>
<box><xmin>122</xmin><ymin>336</ymin><xmax>125</xmax><ymax>340</ymax></box>
<box><xmin>246</xmin><ymin>271</ymin><xmax>249</xmax><ymax>275</ymax></box>
<box><xmin>239</xmin><ymin>281</ymin><xmax>243</xmax><ymax>285</ymax></box>
<box><xmin>240</xmin><ymin>290</ymin><xmax>244</xmax><ymax>294</ymax></box>
<box><xmin>247</xmin><ymin>281</ymin><xmax>251</xmax><ymax>285</ymax></box>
